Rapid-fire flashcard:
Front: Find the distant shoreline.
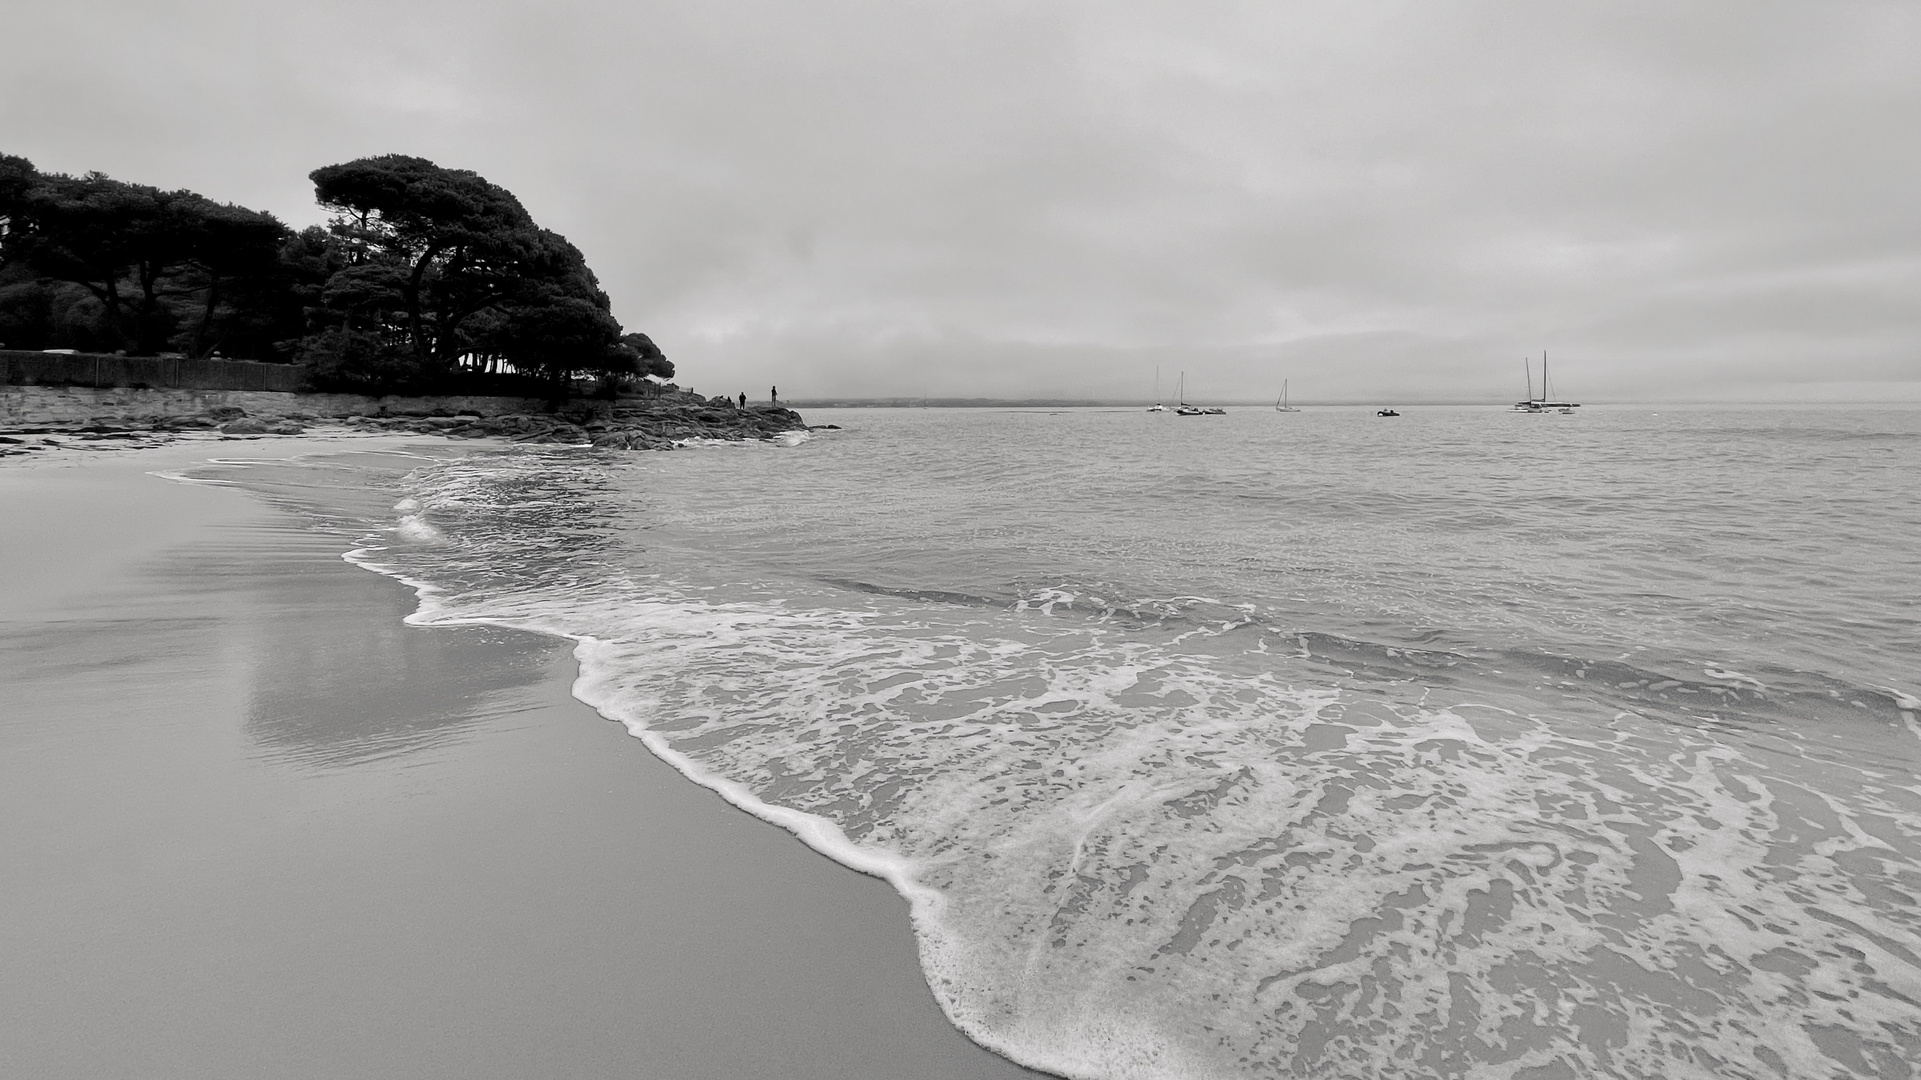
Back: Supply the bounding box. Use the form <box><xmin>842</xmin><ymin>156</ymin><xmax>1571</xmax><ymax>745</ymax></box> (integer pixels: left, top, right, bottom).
<box><xmin>789</xmin><ymin>398</ymin><xmax>1921</xmax><ymax>409</ymax></box>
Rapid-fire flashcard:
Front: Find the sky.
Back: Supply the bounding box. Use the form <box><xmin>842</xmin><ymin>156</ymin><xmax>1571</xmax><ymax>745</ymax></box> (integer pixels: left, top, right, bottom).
<box><xmin>4</xmin><ymin>0</ymin><xmax>1918</xmax><ymax>403</ymax></box>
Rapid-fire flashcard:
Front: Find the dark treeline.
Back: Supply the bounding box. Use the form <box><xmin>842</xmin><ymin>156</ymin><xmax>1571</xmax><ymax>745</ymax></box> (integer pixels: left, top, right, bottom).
<box><xmin>0</xmin><ymin>153</ymin><xmax>672</xmax><ymax>394</ymax></box>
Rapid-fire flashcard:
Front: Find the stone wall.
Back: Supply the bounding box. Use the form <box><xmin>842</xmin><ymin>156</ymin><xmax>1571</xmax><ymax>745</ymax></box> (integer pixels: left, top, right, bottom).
<box><xmin>0</xmin><ymin>384</ymin><xmax>552</xmax><ymax>429</ymax></box>
<box><xmin>0</xmin><ymin>350</ymin><xmax>308</xmax><ymax>392</ymax></box>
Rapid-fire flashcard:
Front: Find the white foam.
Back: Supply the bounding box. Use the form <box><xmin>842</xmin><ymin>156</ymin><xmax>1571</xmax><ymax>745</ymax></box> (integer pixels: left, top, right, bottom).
<box><xmin>1704</xmin><ymin>666</ymin><xmax>1766</xmax><ymax>688</ymax></box>
<box><xmin>376</xmin><ymin>568</ymin><xmax>1921</xmax><ymax>1077</ymax></box>
<box><xmin>393</xmin><ymin>514</ymin><xmax>445</xmax><ymax>544</ymax></box>
<box><xmin>148</xmin><ymin>470</ymin><xmax>236</xmax><ymax>486</ymax></box>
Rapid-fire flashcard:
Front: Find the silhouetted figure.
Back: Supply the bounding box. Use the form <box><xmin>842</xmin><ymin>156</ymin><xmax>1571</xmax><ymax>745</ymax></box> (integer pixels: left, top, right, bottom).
<box><xmin>771</xmin><ymin>386</ymin><xmax>778</xmax><ymax>406</ymax></box>
<box><xmin>739</xmin><ymin>392</ymin><xmax>747</xmax><ymax>409</ymax></box>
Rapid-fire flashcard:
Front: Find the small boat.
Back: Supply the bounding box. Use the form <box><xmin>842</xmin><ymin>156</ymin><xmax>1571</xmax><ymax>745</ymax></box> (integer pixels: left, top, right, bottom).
<box><xmin>1167</xmin><ymin>374</ymin><xmax>1198</xmax><ymax>417</ymax></box>
<box><xmin>1147</xmin><ymin>365</ymin><xmax>1168</xmax><ymax>411</ymax></box>
<box><xmin>1514</xmin><ymin>352</ymin><xmax>1579</xmax><ymax>414</ymax></box>
<box><xmin>1376</xmin><ymin>408</ymin><xmax>1400</xmax><ymax>417</ymax></box>
<box><xmin>1274</xmin><ymin>380</ymin><xmax>1299</xmax><ymax>413</ymax></box>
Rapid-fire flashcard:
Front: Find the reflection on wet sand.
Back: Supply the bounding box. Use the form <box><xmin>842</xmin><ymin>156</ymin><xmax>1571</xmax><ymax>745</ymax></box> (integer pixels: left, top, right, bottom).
<box><xmin>242</xmin><ymin>565</ymin><xmax>558</xmax><ymax>768</ymax></box>
<box><xmin>160</xmin><ymin>450</ymin><xmax>565</xmax><ymax>767</ymax></box>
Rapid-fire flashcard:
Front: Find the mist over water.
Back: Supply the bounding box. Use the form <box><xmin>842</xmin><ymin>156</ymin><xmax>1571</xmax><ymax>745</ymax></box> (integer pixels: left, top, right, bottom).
<box><xmin>211</xmin><ymin>406</ymin><xmax>1921</xmax><ymax>1078</ymax></box>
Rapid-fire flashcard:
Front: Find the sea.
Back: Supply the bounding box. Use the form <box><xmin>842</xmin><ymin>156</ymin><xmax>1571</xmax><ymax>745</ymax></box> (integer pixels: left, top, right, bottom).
<box><xmin>200</xmin><ymin>404</ymin><xmax>1921</xmax><ymax>1080</ymax></box>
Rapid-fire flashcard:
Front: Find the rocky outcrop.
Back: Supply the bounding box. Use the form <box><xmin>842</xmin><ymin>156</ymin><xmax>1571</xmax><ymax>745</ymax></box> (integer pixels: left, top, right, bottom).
<box><xmin>334</xmin><ymin>397</ymin><xmax>807</xmax><ymax>449</ymax></box>
<box><xmin>0</xmin><ymin>385</ymin><xmax>808</xmax><ymax>455</ymax></box>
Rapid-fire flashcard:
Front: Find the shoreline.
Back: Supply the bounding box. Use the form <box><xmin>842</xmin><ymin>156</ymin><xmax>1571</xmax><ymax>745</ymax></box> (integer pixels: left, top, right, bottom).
<box><xmin>1</xmin><ymin>383</ymin><xmax>812</xmax><ymax>454</ymax></box>
<box><xmin>0</xmin><ymin>439</ymin><xmax>1045</xmax><ymax>1079</ymax></box>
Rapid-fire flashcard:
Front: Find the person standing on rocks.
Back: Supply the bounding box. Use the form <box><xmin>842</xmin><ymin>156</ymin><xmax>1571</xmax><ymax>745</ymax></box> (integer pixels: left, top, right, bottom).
<box><xmin>771</xmin><ymin>386</ymin><xmax>778</xmax><ymax>406</ymax></box>
<box><xmin>739</xmin><ymin>392</ymin><xmax>746</xmax><ymax>409</ymax></box>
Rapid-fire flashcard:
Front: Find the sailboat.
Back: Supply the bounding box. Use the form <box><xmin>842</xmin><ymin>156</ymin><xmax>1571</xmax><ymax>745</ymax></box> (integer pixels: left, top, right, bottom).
<box><xmin>1513</xmin><ymin>352</ymin><xmax>1580</xmax><ymax>414</ymax></box>
<box><xmin>1175</xmin><ymin>372</ymin><xmax>1204</xmax><ymax>415</ymax></box>
<box><xmin>1147</xmin><ymin>365</ymin><xmax>1167</xmax><ymax>412</ymax></box>
<box><xmin>1274</xmin><ymin>380</ymin><xmax>1299</xmax><ymax>413</ymax></box>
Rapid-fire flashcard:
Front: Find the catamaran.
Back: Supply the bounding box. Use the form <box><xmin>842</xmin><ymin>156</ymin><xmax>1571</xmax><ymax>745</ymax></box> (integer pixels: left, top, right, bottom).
<box><xmin>1274</xmin><ymin>380</ymin><xmax>1299</xmax><ymax>413</ymax></box>
<box><xmin>1514</xmin><ymin>352</ymin><xmax>1579</xmax><ymax>414</ymax></box>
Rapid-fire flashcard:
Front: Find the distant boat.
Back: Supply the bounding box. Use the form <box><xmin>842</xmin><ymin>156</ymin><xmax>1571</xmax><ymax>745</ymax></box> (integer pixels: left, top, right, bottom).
<box><xmin>1175</xmin><ymin>372</ymin><xmax>1206</xmax><ymax>415</ymax></box>
<box><xmin>1514</xmin><ymin>352</ymin><xmax>1579</xmax><ymax>414</ymax></box>
<box><xmin>1376</xmin><ymin>408</ymin><xmax>1400</xmax><ymax>417</ymax></box>
<box><xmin>1274</xmin><ymin>380</ymin><xmax>1299</xmax><ymax>413</ymax></box>
<box><xmin>1148</xmin><ymin>365</ymin><xmax>1167</xmax><ymax>412</ymax></box>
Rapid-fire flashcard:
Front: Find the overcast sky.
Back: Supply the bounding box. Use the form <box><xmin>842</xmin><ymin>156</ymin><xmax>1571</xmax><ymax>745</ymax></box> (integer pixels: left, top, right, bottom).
<box><xmin>5</xmin><ymin>0</ymin><xmax>1917</xmax><ymax>402</ymax></box>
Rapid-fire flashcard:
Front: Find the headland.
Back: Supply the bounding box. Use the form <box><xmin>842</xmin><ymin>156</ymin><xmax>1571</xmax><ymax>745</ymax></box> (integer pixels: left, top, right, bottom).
<box><xmin>2</xmin><ymin>349</ymin><xmax>809</xmax><ymax>454</ymax></box>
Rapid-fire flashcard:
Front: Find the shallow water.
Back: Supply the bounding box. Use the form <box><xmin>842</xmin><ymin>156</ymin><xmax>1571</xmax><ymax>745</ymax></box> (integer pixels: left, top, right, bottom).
<box><xmin>204</xmin><ymin>405</ymin><xmax>1921</xmax><ymax>1079</ymax></box>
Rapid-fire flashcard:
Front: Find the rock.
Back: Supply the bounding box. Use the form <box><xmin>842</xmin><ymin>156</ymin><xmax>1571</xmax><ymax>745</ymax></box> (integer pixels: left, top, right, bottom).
<box><xmin>1</xmin><ymin>387</ymin><xmax>805</xmax><ymax>451</ymax></box>
<box><xmin>156</xmin><ymin>415</ymin><xmax>217</xmax><ymax>430</ymax></box>
<box><xmin>589</xmin><ymin>431</ymin><xmax>675</xmax><ymax>451</ymax></box>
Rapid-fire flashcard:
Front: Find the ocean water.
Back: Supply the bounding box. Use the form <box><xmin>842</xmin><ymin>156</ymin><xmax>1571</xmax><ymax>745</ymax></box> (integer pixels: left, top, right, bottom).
<box><xmin>206</xmin><ymin>405</ymin><xmax>1920</xmax><ymax>1079</ymax></box>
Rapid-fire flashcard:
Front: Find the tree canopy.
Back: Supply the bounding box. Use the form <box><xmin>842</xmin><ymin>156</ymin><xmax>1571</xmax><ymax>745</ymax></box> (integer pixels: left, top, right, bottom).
<box><xmin>298</xmin><ymin>154</ymin><xmax>643</xmax><ymax>391</ymax></box>
<box><xmin>0</xmin><ymin>159</ymin><xmax>294</xmax><ymax>357</ymax></box>
<box><xmin>620</xmin><ymin>331</ymin><xmax>675</xmax><ymax>380</ymax></box>
<box><xmin>0</xmin><ymin>151</ymin><xmax>672</xmax><ymax>398</ymax></box>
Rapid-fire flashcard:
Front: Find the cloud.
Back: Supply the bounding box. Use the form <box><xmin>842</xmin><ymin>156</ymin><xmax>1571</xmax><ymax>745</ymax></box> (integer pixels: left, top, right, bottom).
<box><xmin>4</xmin><ymin>0</ymin><xmax>1917</xmax><ymax>401</ymax></box>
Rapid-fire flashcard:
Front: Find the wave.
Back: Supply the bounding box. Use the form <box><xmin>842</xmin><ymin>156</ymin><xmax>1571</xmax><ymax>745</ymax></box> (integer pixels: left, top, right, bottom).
<box><xmin>345</xmin><ymin>563</ymin><xmax>1921</xmax><ymax>1077</ymax></box>
<box><xmin>824</xmin><ymin>574</ymin><xmax>1920</xmax><ymax>736</ymax></box>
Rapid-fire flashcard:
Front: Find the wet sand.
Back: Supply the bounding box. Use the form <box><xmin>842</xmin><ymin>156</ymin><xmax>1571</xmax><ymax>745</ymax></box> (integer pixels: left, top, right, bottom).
<box><xmin>0</xmin><ymin>441</ymin><xmax>1047</xmax><ymax>1079</ymax></box>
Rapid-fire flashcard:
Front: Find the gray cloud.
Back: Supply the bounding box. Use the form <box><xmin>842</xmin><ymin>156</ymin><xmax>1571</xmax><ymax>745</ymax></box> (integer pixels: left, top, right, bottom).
<box><xmin>5</xmin><ymin>0</ymin><xmax>1916</xmax><ymax>401</ymax></box>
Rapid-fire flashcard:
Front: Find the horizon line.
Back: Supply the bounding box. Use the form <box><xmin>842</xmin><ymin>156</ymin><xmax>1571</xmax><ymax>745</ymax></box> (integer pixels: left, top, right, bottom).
<box><xmin>783</xmin><ymin>397</ymin><xmax>1920</xmax><ymax>408</ymax></box>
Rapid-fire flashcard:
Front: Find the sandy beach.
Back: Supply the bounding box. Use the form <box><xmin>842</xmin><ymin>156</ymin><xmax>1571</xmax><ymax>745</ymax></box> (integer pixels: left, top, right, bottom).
<box><xmin>0</xmin><ymin>439</ymin><xmax>1046</xmax><ymax>1080</ymax></box>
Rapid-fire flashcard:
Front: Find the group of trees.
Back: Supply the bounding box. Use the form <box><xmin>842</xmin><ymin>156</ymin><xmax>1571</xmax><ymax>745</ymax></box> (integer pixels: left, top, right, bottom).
<box><xmin>0</xmin><ymin>155</ymin><xmax>297</xmax><ymax>361</ymax></box>
<box><xmin>0</xmin><ymin>153</ymin><xmax>672</xmax><ymax>394</ymax></box>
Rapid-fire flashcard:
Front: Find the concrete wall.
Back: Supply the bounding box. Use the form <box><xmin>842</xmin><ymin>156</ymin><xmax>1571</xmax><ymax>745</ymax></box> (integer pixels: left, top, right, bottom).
<box><xmin>1</xmin><ymin>384</ymin><xmax>552</xmax><ymax>429</ymax></box>
<box><xmin>0</xmin><ymin>350</ymin><xmax>308</xmax><ymax>393</ymax></box>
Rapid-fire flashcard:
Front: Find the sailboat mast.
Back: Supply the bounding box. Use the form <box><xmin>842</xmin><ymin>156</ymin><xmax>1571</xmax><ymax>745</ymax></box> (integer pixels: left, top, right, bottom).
<box><xmin>1525</xmin><ymin>358</ymin><xmax>1533</xmax><ymax>401</ymax></box>
<box><xmin>1543</xmin><ymin>351</ymin><xmax>1550</xmax><ymax>401</ymax></box>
